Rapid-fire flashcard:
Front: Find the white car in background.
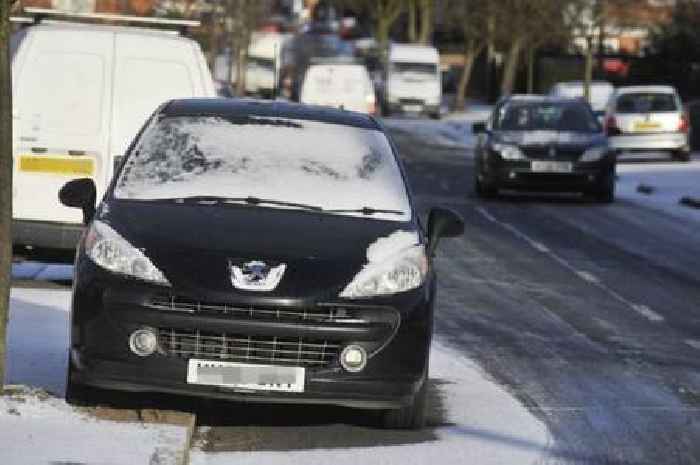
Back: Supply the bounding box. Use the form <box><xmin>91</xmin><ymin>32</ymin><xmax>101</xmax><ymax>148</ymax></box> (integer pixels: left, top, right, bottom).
<box><xmin>549</xmin><ymin>81</ymin><xmax>614</xmax><ymax>121</ymax></box>
<box><xmin>604</xmin><ymin>85</ymin><xmax>690</xmax><ymax>162</ymax></box>
<box><xmin>245</xmin><ymin>32</ymin><xmax>290</xmax><ymax>98</ymax></box>
<box><xmin>385</xmin><ymin>44</ymin><xmax>442</xmax><ymax>119</ymax></box>
<box><xmin>11</xmin><ymin>9</ymin><xmax>216</xmax><ymax>249</ymax></box>
<box><xmin>300</xmin><ymin>59</ymin><xmax>377</xmax><ymax>115</ymax></box>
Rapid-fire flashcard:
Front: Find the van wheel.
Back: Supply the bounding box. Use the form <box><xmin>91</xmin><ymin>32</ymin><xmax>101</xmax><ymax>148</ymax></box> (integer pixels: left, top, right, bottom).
<box><xmin>381</xmin><ymin>375</ymin><xmax>428</xmax><ymax>430</ymax></box>
<box><xmin>672</xmin><ymin>150</ymin><xmax>691</xmax><ymax>162</ymax></box>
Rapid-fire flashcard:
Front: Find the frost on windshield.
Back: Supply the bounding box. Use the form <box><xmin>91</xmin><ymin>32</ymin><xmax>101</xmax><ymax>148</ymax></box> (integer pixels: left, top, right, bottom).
<box><xmin>115</xmin><ymin>116</ymin><xmax>411</xmax><ymax>221</ymax></box>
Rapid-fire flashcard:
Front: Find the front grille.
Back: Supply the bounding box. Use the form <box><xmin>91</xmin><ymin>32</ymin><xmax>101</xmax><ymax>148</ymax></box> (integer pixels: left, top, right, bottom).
<box><xmin>158</xmin><ymin>328</ymin><xmax>340</xmax><ymax>367</ymax></box>
<box><xmin>521</xmin><ymin>147</ymin><xmax>584</xmax><ymax>161</ymax></box>
<box><xmin>150</xmin><ymin>296</ymin><xmax>370</xmax><ymax>324</ymax></box>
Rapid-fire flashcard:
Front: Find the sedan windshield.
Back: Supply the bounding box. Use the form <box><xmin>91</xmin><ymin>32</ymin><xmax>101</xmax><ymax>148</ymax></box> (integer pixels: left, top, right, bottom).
<box><xmin>114</xmin><ymin>116</ymin><xmax>411</xmax><ymax>221</ymax></box>
<box><xmin>496</xmin><ymin>102</ymin><xmax>600</xmax><ymax>132</ymax></box>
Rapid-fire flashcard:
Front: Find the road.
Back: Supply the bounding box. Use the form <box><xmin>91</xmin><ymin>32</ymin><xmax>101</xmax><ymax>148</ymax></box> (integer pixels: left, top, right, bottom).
<box><xmin>11</xmin><ymin>121</ymin><xmax>700</xmax><ymax>465</ymax></box>
<box><xmin>394</xmin><ymin>126</ymin><xmax>700</xmax><ymax>465</ymax></box>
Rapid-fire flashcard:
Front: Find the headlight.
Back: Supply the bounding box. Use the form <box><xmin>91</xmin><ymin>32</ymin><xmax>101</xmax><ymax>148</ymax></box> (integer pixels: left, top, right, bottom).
<box><xmin>580</xmin><ymin>146</ymin><xmax>607</xmax><ymax>162</ymax></box>
<box><xmin>340</xmin><ymin>245</ymin><xmax>428</xmax><ymax>299</ymax></box>
<box><xmin>85</xmin><ymin>220</ymin><xmax>170</xmax><ymax>286</ymax></box>
<box><xmin>492</xmin><ymin>143</ymin><xmax>526</xmax><ymax>160</ymax></box>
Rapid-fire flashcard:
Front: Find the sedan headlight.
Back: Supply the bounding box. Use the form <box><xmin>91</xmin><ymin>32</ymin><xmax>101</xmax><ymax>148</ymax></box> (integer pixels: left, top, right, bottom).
<box><xmin>340</xmin><ymin>245</ymin><xmax>428</xmax><ymax>299</ymax></box>
<box><xmin>85</xmin><ymin>220</ymin><xmax>170</xmax><ymax>286</ymax></box>
<box><xmin>580</xmin><ymin>146</ymin><xmax>607</xmax><ymax>162</ymax></box>
<box><xmin>492</xmin><ymin>143</ymin><xmax>526</xmax><ymax>160</ymax></box>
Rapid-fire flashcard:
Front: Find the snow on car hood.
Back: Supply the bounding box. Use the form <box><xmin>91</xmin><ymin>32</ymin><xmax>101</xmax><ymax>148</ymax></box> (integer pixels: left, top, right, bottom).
<box><xmin>114</xmin><ymin>116</ymin><xmax>411</xmax><ymax>222</ymax></box>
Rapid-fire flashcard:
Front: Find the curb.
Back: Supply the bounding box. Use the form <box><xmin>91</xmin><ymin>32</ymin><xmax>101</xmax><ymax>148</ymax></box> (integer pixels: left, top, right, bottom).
<box><xmin>679</xmin><ymin>196</ymin><xmax>700</xmax><ymax>209</ymax></box>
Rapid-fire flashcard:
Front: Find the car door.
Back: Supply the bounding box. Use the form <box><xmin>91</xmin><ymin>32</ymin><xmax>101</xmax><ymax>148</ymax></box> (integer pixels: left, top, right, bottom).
<box><xmin>13</xmin><ymin>26</ymin><xmax>113</xmax><ymax>224</ymax></box>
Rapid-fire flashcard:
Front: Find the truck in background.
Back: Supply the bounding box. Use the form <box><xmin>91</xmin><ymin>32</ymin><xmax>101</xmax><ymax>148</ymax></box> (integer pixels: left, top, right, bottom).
<box><xmin>384</xmin><ymin>44</ymin><xmax>442</xmax><ymax>119</ymax></box>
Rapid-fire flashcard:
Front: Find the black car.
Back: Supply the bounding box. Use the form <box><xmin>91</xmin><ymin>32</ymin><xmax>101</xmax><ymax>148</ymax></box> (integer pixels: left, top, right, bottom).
<box><xmin>58</xmin><ymin>99</ymin><xmax>463</xmax><ymax>429</ymax></box>
<box><xmin>473</xmin><ymin>96</ymin><xmax>616</xmax><ymax>202</ymax></box>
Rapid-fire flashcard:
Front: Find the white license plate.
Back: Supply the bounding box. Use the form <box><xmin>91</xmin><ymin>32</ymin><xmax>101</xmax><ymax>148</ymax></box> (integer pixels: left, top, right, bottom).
<box><xmin>403</xmin><ymin>104</ymin><xmax>422</xmax><ymax>112</ymax></box>
<box><xmin>187</xmin><ymin>359</ymin><xmax>305</xmax><ymax>393</ymax></box>
<box><xmin>531</xmin><ymin>161</ymin><xmax>573</xmax><ymax>173</ymax></box>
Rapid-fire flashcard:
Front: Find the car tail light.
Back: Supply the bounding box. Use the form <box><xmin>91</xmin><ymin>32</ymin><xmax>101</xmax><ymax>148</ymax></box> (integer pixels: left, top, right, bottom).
<box><xmin>605</xmin><ymin>116</ymin><xmax>621</xmax><ymax>136</ymax></box>
<box><xmin>679</xmin><ymin>113</ymin><xmax>689</xmax><ymax>133</ymax></box>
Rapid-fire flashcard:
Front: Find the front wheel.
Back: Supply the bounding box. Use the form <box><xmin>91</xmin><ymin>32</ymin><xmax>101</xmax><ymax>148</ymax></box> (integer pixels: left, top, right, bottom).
<box><xmin>475</xmin><ymin>176</ymin><xmax>498</xmax><ymax>198</ymax></box>
<box><xmin>380</xmin><ymin>375</ymin><xmax>428</xmax><ymax>430</ymax></box>
<box><xmin>671</xmin><ymin>150</ymin><xmax>691</xmax><ymax>162</ymax></box>
<box><xmin>590</xmin><ymin>171</ymin><xmax>615</xmax><ymax>204</ymax></box>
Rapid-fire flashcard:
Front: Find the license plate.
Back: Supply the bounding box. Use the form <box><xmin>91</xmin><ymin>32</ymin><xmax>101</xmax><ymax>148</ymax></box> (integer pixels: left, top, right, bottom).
<box><xmin>633</xmin><ymin>121</ymin><xmax>661</xmax><ymax>131</ymax></box>
<box><xmin>403</xmin><ymin>104</ymin><xmax>422</xmax><ymax>112</ymax></box>
<box><xmin>187</xmin><ymin>359</ymin><xmax>305</xmax><ymax>393</ymax></box>
<box><xmin>19</xmin><ymin>155</ymin><xmax>94</xmax><ymax>176</ymax></box>
<box><xmin>531</xmin><ymin>161</ymin><xmax>572</xmax><ymax>173</ymax></box>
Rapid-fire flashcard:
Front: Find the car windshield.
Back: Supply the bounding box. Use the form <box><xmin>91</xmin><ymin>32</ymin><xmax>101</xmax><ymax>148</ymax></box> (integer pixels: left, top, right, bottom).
<box><xmin>392</xmin><ymin>62</ymin><xmax>437</xmax><ymax>76</ymax></box>
<box><xmin>615</xmin><ymin>92</ymin><xmax>678</xmax><ymax>113</ymax></box>
<box><xmin>496</xmin><ymin>101</ymin><xmax>600</xmax><ymax>132</ymax></box>
<box><xmin>114</xmin><ymin>116</ymin><xmax>411</xmax><ymax>221</ymax></box>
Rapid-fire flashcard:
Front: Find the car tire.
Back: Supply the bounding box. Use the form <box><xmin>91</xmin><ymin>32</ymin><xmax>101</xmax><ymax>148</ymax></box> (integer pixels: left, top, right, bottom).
<box><xmin>475</xmin><ymin>176</ymin><xmax>498</xmax><ymax>198</ymax></box>
<box><xmin>65</xmin><ymin>355</ymin><xmax>102</xmax><ymax>407</ymax></box>
<box><xmin>429</xmin><ymin>112</ymin><xmax>441</xmax><ymax>120</ymax></box>
<box><xmin>381</xmin><ymin>372</ymin><xmax>428</xmax><ymax>430</ymax></box>
<box><xmin>672</xmin><ymin>150</ymin><xmax>691</xmax><ymax>162</ymax></box>
<box><xmin>592</xmin><ymin>172</ymin><xmax>615</xmax><ymax>204</ymax></box>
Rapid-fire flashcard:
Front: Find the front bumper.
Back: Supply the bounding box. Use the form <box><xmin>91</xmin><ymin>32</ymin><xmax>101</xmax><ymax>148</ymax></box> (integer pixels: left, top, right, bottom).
<box><xmin>480</xmin><ymin>158</ymin><xmax>614</xmax><ymax>192</ymax></box>
<box><xmin>70</xmin><ymin>264</ymin><xmax>434</xmax><ymax>409</ymax></box>
<box><xmin>386</xmin><ymin>100</ymin><xmax>440</xmax><ymax>116</ymax></box>
<box><xmin>609</xmin><ymin>132</ymin><xmax>688</xmax><ymax>151</ymax></box>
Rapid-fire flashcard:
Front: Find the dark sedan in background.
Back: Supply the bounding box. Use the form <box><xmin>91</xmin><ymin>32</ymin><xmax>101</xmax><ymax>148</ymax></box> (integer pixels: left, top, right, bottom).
<box><xmin>473</xmin><ymin>96</ymin><xmax>617</xmax><ymax>203</ymax></box>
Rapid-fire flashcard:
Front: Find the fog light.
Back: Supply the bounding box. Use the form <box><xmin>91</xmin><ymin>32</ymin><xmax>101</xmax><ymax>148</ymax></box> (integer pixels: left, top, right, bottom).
<box><xmin>340</xmin><ymin>345</ymin><xmax>367</xmax><ymax>372</ymax></box>
<box><xmin>129</xmin><ymin>328</ymin><xmax>157</xmax><ymax>357</ymax></box>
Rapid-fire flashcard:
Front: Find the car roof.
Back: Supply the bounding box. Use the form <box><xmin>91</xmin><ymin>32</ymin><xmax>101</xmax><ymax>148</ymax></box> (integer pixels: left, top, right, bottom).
<box><xmin>502</xmin><ymin>94</ymin><xmax>586</xmax><ymax>105</ymax></box>
<box><xmin>389</xmin><ymin>43</ymin><xmax>439</xmax><ymax>62</ymax></box>
<box><xmin>162</xmin><ymin>98</ymin><xmax>380</xmax><ymax>130</ymax></box>
<box><xmin>27</xmin><ymin>21</ymin><xmax>194</xmax><ymax>41</ymax></box>
<box><xmin>614</xmin><ymin>85</ymin><xmax>678</xmax><ymax>95</ymax></box>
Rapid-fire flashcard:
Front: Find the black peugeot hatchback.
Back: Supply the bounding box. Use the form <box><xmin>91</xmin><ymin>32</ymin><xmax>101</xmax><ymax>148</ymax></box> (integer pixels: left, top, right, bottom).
<box><xmin>59</xmin><ymin>99</ymin><xmax>463</xmax><ymax>429</ymax></box>
<box><xmin>473</xmin><ymin>95</ymin><xmax>616</xmax><ymax>202</ymax></box>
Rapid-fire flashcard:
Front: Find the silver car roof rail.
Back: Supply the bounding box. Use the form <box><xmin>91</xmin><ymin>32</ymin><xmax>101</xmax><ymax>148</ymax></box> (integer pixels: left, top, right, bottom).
<box><xmin>19</xmin><ymin>7</ymin><xmax>200</xmax><ymax>32</ymax></box>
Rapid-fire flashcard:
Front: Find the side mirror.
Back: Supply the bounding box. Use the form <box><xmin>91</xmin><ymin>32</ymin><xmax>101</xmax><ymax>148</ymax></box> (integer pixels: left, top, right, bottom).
<box><xmin>472</xmin><ymin>121</ymin><xmax>487</xmax><ymax>134</ymax></box>
<box><xmin>59</xmin><ymin>178</ymin><xmax>97</xmax><ymax>225</ymax></box>
<box><xmin>427</xmin><ymin>207</ymin><xmax>465</xmax><ymax>256</ymax></box>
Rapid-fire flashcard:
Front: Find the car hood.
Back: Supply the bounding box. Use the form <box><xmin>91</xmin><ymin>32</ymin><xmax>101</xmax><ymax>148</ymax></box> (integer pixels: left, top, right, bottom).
<box><xmin>99</xmin><ymin>201</ymin><xmax>419</xmax><ymax>301</ymax></box>
<box><xmin>494</xmin><ymin>130</ymin><xmax>606</xmax><ymax>149</ymax></box>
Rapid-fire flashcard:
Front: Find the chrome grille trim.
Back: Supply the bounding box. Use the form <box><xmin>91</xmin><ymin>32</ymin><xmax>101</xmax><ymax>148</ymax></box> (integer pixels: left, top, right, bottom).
<box><xmin>150</xmin><ymin>297</ymin><xmax>369</xmax><ymax>324</ymax></box>
<box><xmin>157</xmin><ymin>328</ymin><xmax>340</xmax><ymax>367</ymax></box>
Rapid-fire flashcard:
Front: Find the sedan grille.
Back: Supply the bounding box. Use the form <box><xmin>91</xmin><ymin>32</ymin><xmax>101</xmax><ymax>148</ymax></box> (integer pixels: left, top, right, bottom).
<box><xmin>157</xmin><ymin>328</ymin><xmax>340</xmax><ymax>367</ymax></box>
<box><xmin>150</xmin><ymin>296</ymin><xmax>373</xmax><ymax>325</ymax></box>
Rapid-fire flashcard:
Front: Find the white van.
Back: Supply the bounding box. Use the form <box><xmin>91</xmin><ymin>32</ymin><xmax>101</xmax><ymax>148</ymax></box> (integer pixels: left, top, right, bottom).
<box><xmin>11</xmin><ymin>14</ymin><xmax>215</xmax><ymax>249</ymax></box>
<box><xmin>549</xmin><ymin>81</ymin><xmax>614</xmax><ymax>119</ymax></box>
<box><xmin>245</xmin><ymin>32</ymin><xmax>290</xmax><ymax>98</ymax></box>
<box><xmin>300</xmin><ymin>60</ymin><xmax>377</xmax><ymax>115</ymax></box>
<box><xmin>385</xmin><ymin>44</ymin><xmax>441</xmax><ymax>119</ymax></box>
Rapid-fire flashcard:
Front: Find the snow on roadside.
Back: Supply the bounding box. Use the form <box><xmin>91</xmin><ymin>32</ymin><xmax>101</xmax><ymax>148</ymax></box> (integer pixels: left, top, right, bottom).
<box><xmin>617</xmin><ymin>159</ymin><xmax>700</xmax><ymax>225</ymax></box>
<box><xmin>190</xmin><ymin>340</ymin><xmax>551</xmax><ymax>465</ymax></box>
<box><xmin>0</xmin><ymin>388</ymin><xmax>189</xmax><ymax>465</ymax></box>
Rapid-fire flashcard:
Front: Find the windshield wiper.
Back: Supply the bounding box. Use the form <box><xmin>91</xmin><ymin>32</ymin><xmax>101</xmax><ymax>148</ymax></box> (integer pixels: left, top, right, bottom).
<box><xmin>171</xmin><ymin>196</ymin><xmax>324</xmax><ymax>212</ymax></box>
<box><xmin>327</xmin><ymin>207</ymin><xmax>404</xmax><ymax>216</ymax></box>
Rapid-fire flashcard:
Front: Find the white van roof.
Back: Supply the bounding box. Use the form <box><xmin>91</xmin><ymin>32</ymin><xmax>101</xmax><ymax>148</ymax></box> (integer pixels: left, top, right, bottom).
<box><xmin>249</xmin><ymin>32</ymin><xmax>290</xmax><ymax>58</ymax></box>
<box><xmin>26</xmin><ymin>20</ymin><xmax>196</xmax><ymax>41</ymax></box>
<box><xmin>389</xmin><ymin>43</ymin><xmax>439</xmax><ymax>63</ymax></box>
<box><xmin>615</xmin><ymin>85</ymin><xmax>678</xmax><ymax>95</ymax></box>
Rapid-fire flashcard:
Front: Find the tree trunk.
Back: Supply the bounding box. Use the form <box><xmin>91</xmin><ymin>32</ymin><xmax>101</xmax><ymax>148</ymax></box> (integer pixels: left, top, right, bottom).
<box><xmin>235</xmin><ymin>41</ymin><xmax>248</xmax><ymax>97</ymax></box>
<box><xmin>0</xmin><ymin>0</ymin><xmax>14</xmax><ymax>394</ymax></box>
<box><xmin>207</xmin><ymin>14</ymin><xmax>219</xmax><ymax>75</ymax></box>
<box><xmin>417</xmin><ymin>0</ymin><xmax>433</xmax><ymax>45</ymax></box>
<box><xmin>526</xmin><ymin>45</ymin><xmax>535</xmax><ymax>94</ymax></box>
<box><xmin>407</xmin><ymin>0</ymin><xmax>417</xmax><ymax>43</ymax></box>
<box><xmin>584</xmin><ymin>36</ymin><xmax>594</xmax><ymax>104</ymax></box>
<box><xmin>455</xmin><ymin>42</ymin><xmax>483</xmax><ymax>111</ymax></box>
<box><xmin>500</xmin><ymin>37</ymin><xmax>524</xmax><ymax>97</ymax></box>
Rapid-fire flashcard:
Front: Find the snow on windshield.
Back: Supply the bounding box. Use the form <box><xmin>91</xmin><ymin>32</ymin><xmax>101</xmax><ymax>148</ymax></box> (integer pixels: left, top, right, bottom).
<box><xmin>114</xmin><ymin>116</ymin><xmax>411</xmax><ymax>221</ymax></box>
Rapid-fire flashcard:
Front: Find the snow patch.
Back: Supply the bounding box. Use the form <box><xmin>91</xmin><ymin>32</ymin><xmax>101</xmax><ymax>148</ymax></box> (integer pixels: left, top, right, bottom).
<box><xmin>366</xmin><ymin>229</ymin><xmax>420</xmax><ymax>263</ymax></box>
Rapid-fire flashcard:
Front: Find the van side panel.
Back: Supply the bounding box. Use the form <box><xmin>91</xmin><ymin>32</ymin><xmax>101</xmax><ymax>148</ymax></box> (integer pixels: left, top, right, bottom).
<box><xmin>13</xmin><ymin>27</ymin><xmax>114</xmax><ymax>224</ymax></box>
<box><xmin>110</xmin><ymin>34</ymin><xmax>210</xmax><ymax>170</ymax></box>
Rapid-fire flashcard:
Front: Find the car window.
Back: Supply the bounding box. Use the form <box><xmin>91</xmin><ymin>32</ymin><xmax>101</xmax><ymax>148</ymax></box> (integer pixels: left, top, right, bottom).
<box><xmin>114</xmin><ymin>116</ymin><xmax>411</xmax><ymax>221</ymax></box>
<box><xmin>391</xmin><ymin>62</ymin><xmax>437</xmax><ymax>75</ymax></box>
<box><xmin>615</xmin><ymin>92</ymin><xmax>678</xmax><ymax>113</ymax></box>
<box><xmin>496</xmin><ymin>102</ymin><xmax>599</xmax><ymax>132</ymax></box>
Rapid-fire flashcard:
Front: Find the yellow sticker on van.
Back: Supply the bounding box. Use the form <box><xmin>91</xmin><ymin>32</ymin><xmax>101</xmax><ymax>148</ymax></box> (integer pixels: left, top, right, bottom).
<box><xmin>19</xmin><ymin>155</ymin><xmax>94</xmax><ymax>176</ymax></box>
